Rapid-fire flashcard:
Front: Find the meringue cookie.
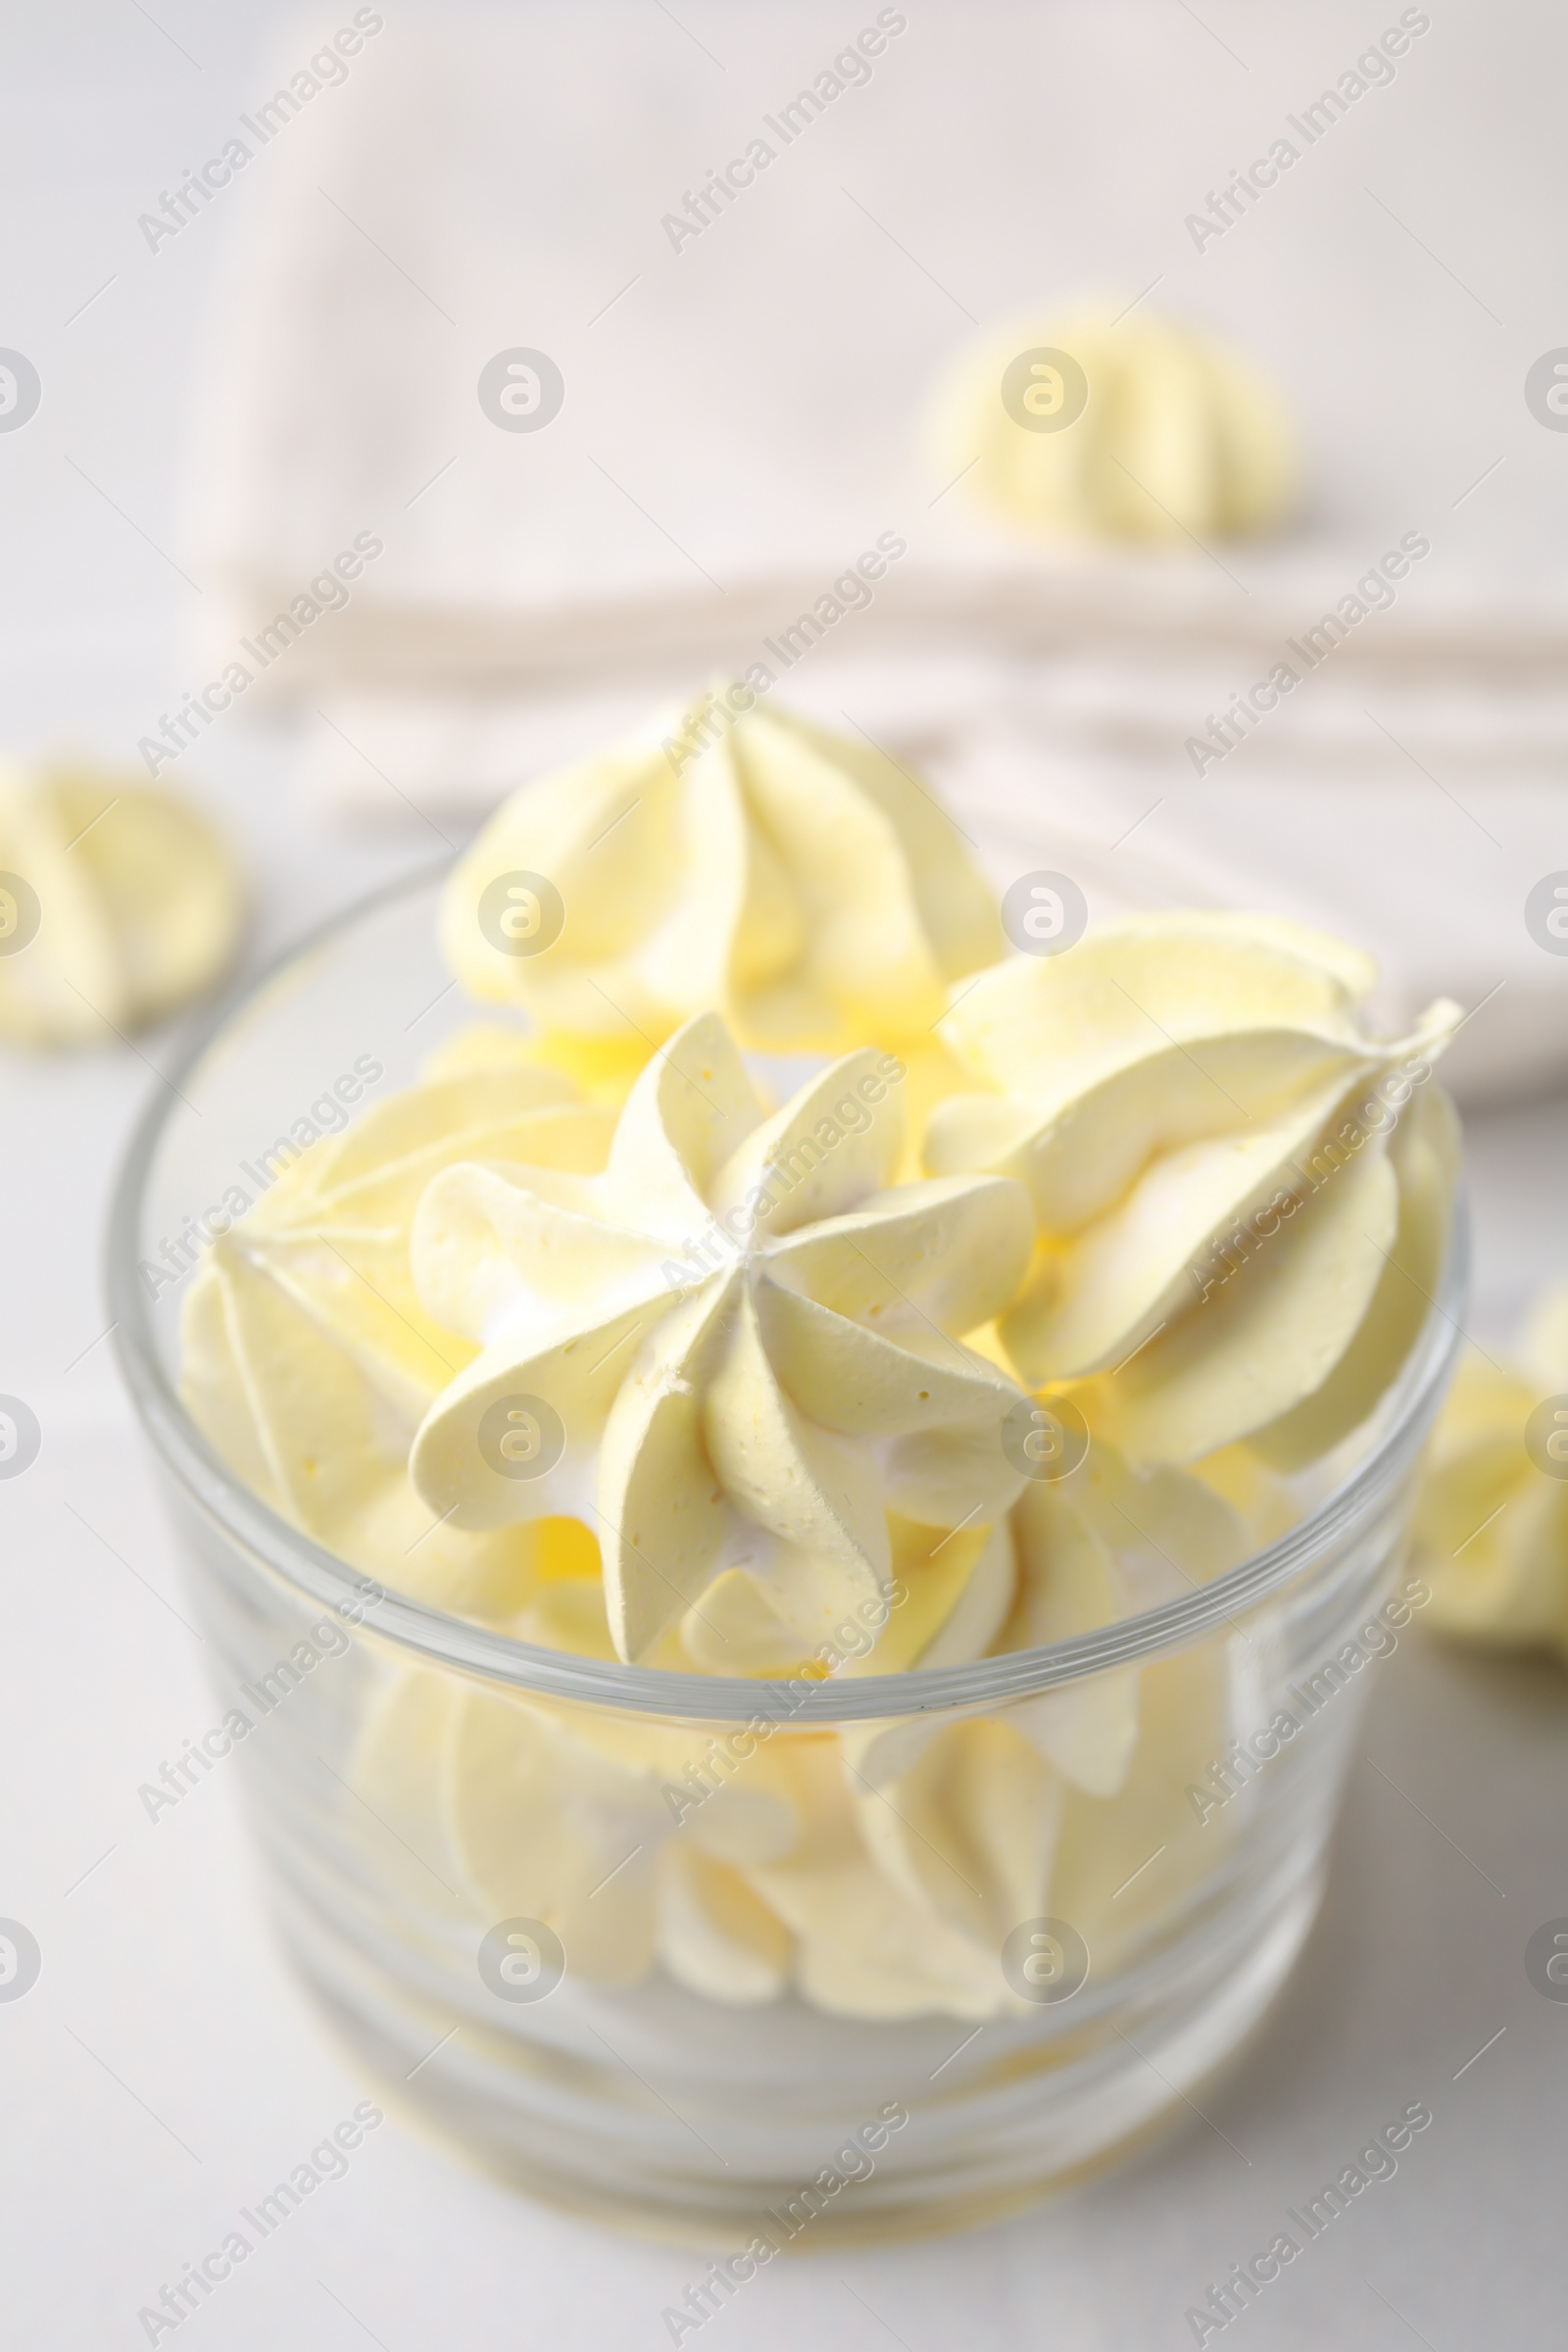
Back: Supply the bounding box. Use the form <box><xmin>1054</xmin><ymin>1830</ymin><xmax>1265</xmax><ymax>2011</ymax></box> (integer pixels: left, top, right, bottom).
<box><xmin>0</xmin><ymin>767</ymin><xmax>241</xmax><ymax>1046</ymax></box>
<box><xmin>438</xmin><ymin>691</ymin><xmax>1003</xmax><ymax>1056</ymax></box>
<box><xmin>180</xmin><ymin>1064</ymin><xmax>614</xmax><ymax>1609</ymax></box>
<box><xmin>760</xmin><ymin>1586</ymin><xmax>1238</xmax><ymax>2020</ymax></box>
<box><xmin>352</xmin><ymin>1664</ymin><xmax>470</xmax><ymax>1912</ymax></box>
<box><xmin>352</xmin><ymin>1441</ymin><xmax>1247</xmax><ymax>2018</ymax></box>
<box><xmin>839</xmin><ymin>1435</ymin><xmax>1242</xmax><ymax>1798</ymax></box>
<box><xmin>1049</xmin><ymin>1636</ymin><xmax>1238</xmax><ymax>1969</ymax></box>
<box><xmin>445</xmin><ymin>1683</ymin><xmax>797</xmax><ymax>1994</ymax></box>
<box><xmin>748</xmin><ymin>1736</ymin><xmax>1008</xmax><ymax>2019</ymax></box>
<box><xmin>926</xmin><ymin>913</ymin><xmax>1460</xmax><ymax>1466</ymax></box>
<box><xmin>930</xmin><ymin>302</ymin><xmax>1297</xmax><ymax>544</ymax></box>
<box><xmin>353</xmin><ymin>1656</ymin><xmax>799</xmax><ymax>2002</ymax></box>
<box><xmin>410</xmin><ymin>1010</ymin><xmax>1035</xmax><ymax>1660</ymax></box>
<box><xmin>849</xmin><ymin>1715</ymin><xmax>1066</xmax><ymax>1986</ymax></box>
<box><xmin>362</xmin><ymin>1642</ymin><xmax>1041</xmax><ymax>2016</ymax></box>
<box><xmin>1415</xmin><ymin>1284</ymin><xmax>1568</xmax><ymax>1662</ymax></box>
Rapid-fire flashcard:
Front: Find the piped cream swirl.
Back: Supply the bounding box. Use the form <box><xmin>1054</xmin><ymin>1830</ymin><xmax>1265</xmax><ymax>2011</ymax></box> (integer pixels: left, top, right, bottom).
<box><xmin>930</xmin><ymin>302</ymin><xmax>1297</xmax><ymax>544</ymax></box>
<box><xmin>439</xmin><ymin>692</ymin><xmax>1002</xmax><ymax>1056</ymax></box>
<box><xmin>926</xmin><ymin>912</ymin><xmax>1460</xmax><ymax>1466</ymax></box>
<box><xmin>0</xmin><ymin>768</ymin><xmax>240</xmax><ymax>1046</ymax></box>
<box><xmin>408</xmin><ymin>1011</ymin><xmax>1035</xmax><ymax>1662</ymax></box>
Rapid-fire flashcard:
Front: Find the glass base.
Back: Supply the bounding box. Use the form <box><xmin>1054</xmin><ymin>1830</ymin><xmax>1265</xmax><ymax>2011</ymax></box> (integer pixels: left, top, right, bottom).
<box><xmin>270</xmin><ymin>1838</ymin><xmax>1323</xmax><ymax>2245</ymax></box>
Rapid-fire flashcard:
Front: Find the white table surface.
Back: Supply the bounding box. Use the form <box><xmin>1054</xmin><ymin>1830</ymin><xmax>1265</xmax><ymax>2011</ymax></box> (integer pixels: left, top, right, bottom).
<box><xmin>4</xmin><ymin>7</ymin><xmax>1567</xmax><ymax>2349</ymax></box>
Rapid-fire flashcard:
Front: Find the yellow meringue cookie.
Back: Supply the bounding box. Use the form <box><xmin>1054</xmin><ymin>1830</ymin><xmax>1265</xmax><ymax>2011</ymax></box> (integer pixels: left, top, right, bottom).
<box><xmin>409</xmin><ymin>1011</ymin><xmax>1036</xmax><ymax>1661</ymax></box>
<box><xmin>1001</xmin><ymin>1477</ymin><xmax>1139</xmax><ymax>1797</ymax></box>
<box><xmin>1049</xmin><ymin>1635</ymin><xmax>1239</xmax><ymax>1968</ymax></box>
<box><xmin>441</xmin><ymin>1683</ymin><xmax>796</xmax><ymax>1998</ymax></box>
<box><xmin>1414</xmin><ymin>1284</ymin><xmax>1568</xmax><ymax>1662</ymax></box>
<box><xmin>849</xmin><ymin>1517</ymin><xmax>1016</xmax><ymax>1678</ymax></box>
<box><xmin>930</xmin><ymin>303</ymin><xmax>1298</xmax><ymax>544</ymax></box>
<box><xmin>352</xmin><ymin>1662</ymin><xmax>470</xmax><ymax>1913</ymax></box>
<box><xmin>850</xmin><ymin>1715</ymin><xmax>1065</xmax><ymax>1979</ymax></box>
<box><xmin>989</xmin><ymin>1447</ymin><xmax>1247</xmax><ymax>1943</ymax></box>
<box><xmin>839</xmin><ymin>1437</ymin><xmax>1240</xmax><ymax>1795</ymax></box>
<box><xmin>438</xmin><ymin>691</ymin><xmax>1003</xmax><ymax>1057</ymax></box>
<box><xmin>0</xmin><ymin>767</ymin><xmax>241</xmax><ymax>1046</ymax></box>
<box><xmin>828</xmin><ymin>1614</ymin><xmax>1241</xmax><ymax>2015</ymax></box>
<box><xmin>180</xmin><ymin>1064</ymin><xmax>614</xmax><ymax>1609</ymax></box>
<box><xmin>673</xmin><ymin>1510</ymin><xmax>1011</xmax><ymax>1681</ymax></box>
<box><xmin>370</xmin><ymin>1440</ymin><xmax>1255</xmax><ymax>2020</ymax></box>
<box><xmin>748</xmin><ymin>1736</ymin><xmax>1006</xmax><ymax>2019</ymax></box>
<box><xmin>841</xmin><ymin>1477</ymin><xmax>1124</xmax><ymax>1794</ymax></box>
<box><xmin>927</xmin><ymin>913</ymin><xmax>1460</xmax><ymax>1467</ymax></box>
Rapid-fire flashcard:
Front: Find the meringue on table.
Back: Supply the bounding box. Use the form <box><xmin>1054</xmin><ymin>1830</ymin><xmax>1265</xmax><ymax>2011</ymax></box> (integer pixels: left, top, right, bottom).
<box><xmin>1415</xmin><ymin>1283</ymin><xmax>1568</xmax><ymax>1663</ymax></box>
<box><xmin>0</xmin><ymin>766</ymin><xmax>241</xmax><ymax>1046</ymax></box>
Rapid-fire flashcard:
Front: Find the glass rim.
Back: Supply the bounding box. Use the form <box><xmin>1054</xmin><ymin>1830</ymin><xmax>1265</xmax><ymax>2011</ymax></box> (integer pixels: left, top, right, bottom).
<box><xmin>107</xmin><ymin>860</ymin><xmax>1469</xmax><ymax>1725</ymax></box>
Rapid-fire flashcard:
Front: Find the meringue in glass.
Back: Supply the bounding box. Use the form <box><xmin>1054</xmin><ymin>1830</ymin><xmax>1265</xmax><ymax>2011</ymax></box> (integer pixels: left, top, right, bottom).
<box><xmin>439</xmin><ymin>688</ymin><xmax>1003</xmax><ymax>1065</ymax></box>
<box><xmin>114</xmin><ymin>695</ymin><xmax>1465</xmax><ymax>2234</ymax></box>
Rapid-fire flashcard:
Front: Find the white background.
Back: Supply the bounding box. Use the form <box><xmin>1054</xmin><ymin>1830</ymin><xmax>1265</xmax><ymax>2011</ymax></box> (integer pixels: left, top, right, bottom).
<box><xmin>3</xmin><ymin>6</ymin><xmax>1567</xmax><ymax>2348</ymax></box>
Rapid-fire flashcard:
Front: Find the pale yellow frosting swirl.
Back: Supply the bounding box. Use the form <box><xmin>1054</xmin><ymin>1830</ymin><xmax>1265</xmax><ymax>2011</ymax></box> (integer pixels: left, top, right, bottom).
<box><xmin>0</xmin><ymin>768</ymin><xmax>240</xmax><ymax>1046</ymax></box>
<box><xmin>438</xmin><ymin>692</ymin><xmax>1002</xmax><ymax>1055</ymax></box>
<box><xmin>354</xmin><ymin>1440</ymin><xmax>1247</xmax><ymax>2013</ymax></box>
<box><xmin>408</xmin><ymin>1011</ymin><xmax>1035</xmax><ymax>1662</ymax></box>
<box><xmin>180</xmin><ymin>1063</ymin><xmax>613</xmax><ymax>1609</ymax></box>
<box><xmin>926</xmin><ymin>912</ymin><xmax>1460</xmax><ymax>1467</ymax></box>
<box><xmin>930</xmin><ymin>303</ymin><xmax>1297</xmax><ymax>544</ymax></box>
<box><xmin>1415</xmin><ymin>1285</ymin><xmax>1568</xmax><ymax>1663</ymax></box>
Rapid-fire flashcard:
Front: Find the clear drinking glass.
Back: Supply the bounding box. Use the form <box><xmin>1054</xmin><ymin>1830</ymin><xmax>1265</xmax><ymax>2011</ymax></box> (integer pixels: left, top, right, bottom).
<box><xmin>108</xmin><ymin>866</ymin><xmax>1465</xmax><ymax>2242</ymax></box>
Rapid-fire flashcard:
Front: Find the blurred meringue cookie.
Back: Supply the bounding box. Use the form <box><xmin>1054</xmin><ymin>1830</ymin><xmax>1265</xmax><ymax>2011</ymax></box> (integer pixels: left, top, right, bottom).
<box><xmin>351</xmin><ymin>1659</ymin><xmax>800</xmax><ymax>2003</ymax></box>
<box><xmin>441</xmin><ymin>1682</ymin><xmax>798</xmax><ymax>1996</ymax></box>
<box><xmin>842</xmin><ymin>1437</ymin><xmax>1246</xmax><ymax>1790</ymax></box>
<box><xmin>350</xmin><ymin>1442</ymin><xmax>1251</xmax><ymax>2019</ymax></box>
<box><xmin>438</xmin><ymin>688</ymin><xmax>1003</xmax><ymax>1055</ymax></box>
<box><xmin>926</xmin><ymin>911</ymin><xmax>1460</xmax><ymax>1468</ymax></box>
<box><xmin>180</xmin><ymin>1062</ymin><xmax>613</xmax><ymax>1609</ymax></box>
<box><xmin>1415</xmin><ymin>1284</ymin><xmax>1568</xmax><ymax>1663</ymax></box>
<box><xmin>930</xmin><ymin>302</ymin><xmax>1298</xmax><ymax>544</ymax></box>
<box><xmin>0</xmin><ymin>767</ymin><xmax>241</xmax><ymax>1046</ymax></box>
<box><xmin>409</xmin><ymin>1009</ymin><xmax>1034</xmax><ymax>1661</ymax></box>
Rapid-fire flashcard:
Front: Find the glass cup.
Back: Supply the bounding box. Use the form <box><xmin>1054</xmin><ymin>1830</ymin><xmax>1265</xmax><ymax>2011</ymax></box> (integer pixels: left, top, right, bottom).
<box><xmin>109</xmin><ymin>867</ymin><xmax>1465</xmax><ymax>2243</ymax></box>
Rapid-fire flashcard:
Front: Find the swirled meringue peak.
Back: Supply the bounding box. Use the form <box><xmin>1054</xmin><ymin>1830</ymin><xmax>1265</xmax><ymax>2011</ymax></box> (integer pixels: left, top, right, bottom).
<box><xmin>1414</xmin><ymin>1284</ymin><xmax>1568</xmax><ymax>1662</ymax></box>
<box><xmin>409</xmin><ymin>1011</ymin><xmax>1035</xmax><ymax>1661</ymax></box>
<box><xmin>180</xmin><ymin>1061</ymin><xmax>613</xmax><ymax>1610</ymax></box>
<box><xmin>0</xmin><ymin>766</ymin><xmax>241</xmax><ymax>1047</ymax></box>
<box><xmin>930</xmin><ymin>303</ymin><xmax>1297</xmax><ymax>545</ymax></box>
<box><xmin>926</xmin><ymin>911</ymin><xmax>1462</xmax><ymax>1470</ymax></box>
<box><xmin>438</xmin><ymin>688</ymin><xmax>1003</xmax><ymax>1055</ymax></box>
